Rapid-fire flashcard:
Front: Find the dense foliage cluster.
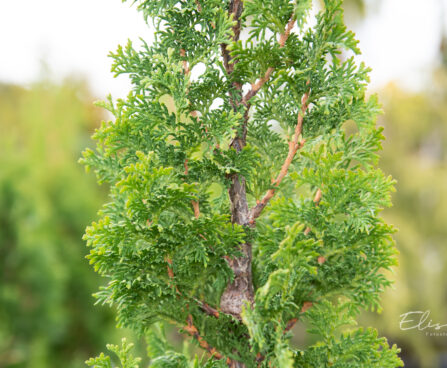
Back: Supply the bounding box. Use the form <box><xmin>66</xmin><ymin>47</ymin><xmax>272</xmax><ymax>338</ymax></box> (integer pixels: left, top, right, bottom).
<box><xmin>82</xmin><ymin>0</ymin><xmax>403</xmax><ymax>366</ymax></box>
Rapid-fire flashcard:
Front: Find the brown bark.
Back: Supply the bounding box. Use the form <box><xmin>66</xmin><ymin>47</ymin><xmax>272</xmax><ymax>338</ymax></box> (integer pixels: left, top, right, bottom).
<box><xmin>221</xmin><ymin>0</ymin><xmax>244</xmax><ymax>75</ymax></box>
<box><xmin>218</xmin><ymin>0</ymin><xmax>255</xmax><ymax>322</ymax></box>
<box><xmin>220</xmin><ymin>1</ymin><xmax>300</xmax><ymax>323</ymax></box>
<box><xmin>218</xmin><ymin>5</ymin><xmax>307</xmax><ymax>368</ymax></box>
<box><xmin>220</xmin><ymin>175</ymin><xmax>254</xmax><ymax>317</ymax></box>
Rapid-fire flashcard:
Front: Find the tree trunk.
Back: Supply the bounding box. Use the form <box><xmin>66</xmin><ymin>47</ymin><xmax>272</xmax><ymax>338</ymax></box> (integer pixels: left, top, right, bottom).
<box><xmin>220</xmin><ymin>174</ymin><xmax>254</xmax><ymax>318</ymax></box>
<box><xmin>219</xmin><ymin>3</ymin><xmax>253</xmax><ymax>367</ymax></box>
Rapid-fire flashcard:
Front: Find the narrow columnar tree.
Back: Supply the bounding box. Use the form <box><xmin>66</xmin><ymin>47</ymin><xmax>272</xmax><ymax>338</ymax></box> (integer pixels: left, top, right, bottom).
<box><xmin>82</xmin><ymin>0</ymin><xmax>403</xmax><ymax>367</ymax></box>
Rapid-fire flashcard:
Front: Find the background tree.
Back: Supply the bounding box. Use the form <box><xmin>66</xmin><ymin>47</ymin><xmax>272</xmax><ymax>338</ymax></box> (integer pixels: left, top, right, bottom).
<box><xmin>82</xmin><ymin>0</ymin><xmax>402</xmax><ymax>367</ymax></box>
<box><xmin>358</xmin><ymin>70</ymin><xmax>447</xmax><ymax>368</ymax></box>
<box><xmin>0</xmin><ymin>78</ymin><xmax>141</xmax><ymax>368</ymax></box>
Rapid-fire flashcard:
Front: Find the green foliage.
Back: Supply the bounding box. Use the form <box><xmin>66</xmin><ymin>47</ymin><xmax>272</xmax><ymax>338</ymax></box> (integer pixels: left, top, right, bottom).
<box><xmin>84</xmin><ymin>149</ymin><xmax>244</xmax><ymax>329</ymax></box>
<box><xmin>83</xmin><ymin>0</ymin><xmax>402</xmax><ymax>366</ymax></box>
<box><xmin>87</xmin><ymin>327</ymin><xmax>230</xmax><ymax>368</ymax></box>
<box><xmin>86</xmin><ymin>339</ymin><xmax>141</xmax><ymax>368</ymax></box>
<box><xmin>0</xmin><ymin>79</ymin><xmax>124</xmax><ymax>367</ymax></box>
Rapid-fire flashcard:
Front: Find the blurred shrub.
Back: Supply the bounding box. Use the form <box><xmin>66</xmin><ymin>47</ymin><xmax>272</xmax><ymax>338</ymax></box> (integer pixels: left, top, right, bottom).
<box><xmin>0</xmin><ymin>78</ymin><xmax>120</xmax><ymax>367</ymax></box>
<box><xmin>360</xmin><ymin>76</ymin><xmax>447</xmax><ymax>368</ymax></box>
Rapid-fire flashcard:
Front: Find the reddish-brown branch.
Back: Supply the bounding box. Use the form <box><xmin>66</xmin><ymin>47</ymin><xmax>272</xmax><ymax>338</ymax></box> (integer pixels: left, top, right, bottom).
<box><xmin>279</xmin><ymin>17</ymin><xmax>296</xmax><ymax>47</ymax></box>
<box><xmin>196</xmin><ymin>300</ymin><xmax>220</xmax><ymax>318</ymax></box>
<box><xmin>301</xmin><ymin>301</ymin><xmax>313</xmax><ymax>313</ymax></box>
<box><xmin>165</xmin><ymin>257</ymin><xmax>220</xmax><ymax>318</ymax></box>
<box><xmin>184</xmin><ymin>159</ymin><xmax>189</xmax><ymax>175</ymax></box>
<box><xmin>180</xmin><ymin>49</ymin><xmax>190</xmax><ymax>75</ymax></box>
<box><xmin>185</xmin><ymin>314</ymin><xmax>244</xmax><ymax>367</ymax></box>
<box><xmin>166</xmin><ymin>257</ymin><xmax>174</xmax><ymax>279</ymax></box>
<box><xmin>184</xmin><ymin>315</ymin><xmax>225</xmax><ymax>360</ymax></box>
<box><xmin>284</xmin><ymin>318</ymin><xmax>298</xmax><ymax>334</ymax></box>
<box><xmin>283</xmin><ymin>301</ymin><xmax>313</xmax><ymax>335</ymax></box>
<box><xmin>192</xmin><ymin>200</ymin><xmax>200</xmax><ymax>218</ymax></box>
<box><xmin>317</xmin><ymin>255</ymin><xmax>326</xmax><ymax>265</ymax></box>
<box><xmin>165</xmin><ymin>256</ymin><xmax>180</xmax><ymax>294</ymax></box>
<box><xmin>242</xmin><ymin>17</ymin><xmax>296</xmax><ymax>105</ymax></box>
<box><xmin>255</xmin><ymin>353</ymin><xmax>265</xmax><ymax>367</ymax></box>
<box><xmin>250</xmin><ymin>89</ymin><xmax>310</xmax><ymax>221</ymax></box>
<box><xmin>242</xmin><ymin>67</ymin><xmax>275</xmax><ymax>105</ymax></box>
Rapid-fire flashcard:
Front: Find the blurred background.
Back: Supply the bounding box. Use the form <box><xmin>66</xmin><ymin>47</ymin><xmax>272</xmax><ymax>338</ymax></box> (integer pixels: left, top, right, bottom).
<box><xmin>1</xmin><ymin>0</ymin><xmax>447</xmax><ymax>367</ymax></box>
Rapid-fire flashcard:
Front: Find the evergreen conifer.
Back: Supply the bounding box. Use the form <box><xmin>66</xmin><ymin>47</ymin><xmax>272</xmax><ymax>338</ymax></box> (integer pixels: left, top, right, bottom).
<box><xmin>82</xmin><ymin>1</ymin><xmax>403</xmax><ymax>366</ymax></box>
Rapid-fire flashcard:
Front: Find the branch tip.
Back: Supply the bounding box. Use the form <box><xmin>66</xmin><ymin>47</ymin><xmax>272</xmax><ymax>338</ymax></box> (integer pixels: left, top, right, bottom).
<box><xmin>243</xmin><ymin>16</ymin><xmax>296</xmax><ymax>104</ymax></box>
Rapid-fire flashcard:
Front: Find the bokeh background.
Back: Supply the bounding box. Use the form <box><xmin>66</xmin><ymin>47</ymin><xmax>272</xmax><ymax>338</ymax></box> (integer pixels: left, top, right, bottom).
<box><xmin>1</xmin><ymin>0</ymin><xmax>447</xmax><ymax>367</ymax></box>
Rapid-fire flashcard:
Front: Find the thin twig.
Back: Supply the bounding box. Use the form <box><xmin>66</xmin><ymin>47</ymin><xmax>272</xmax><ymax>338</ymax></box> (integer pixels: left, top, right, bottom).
<box><xmin>165</xmin><ymin>256</ymin><xmax>180</xmax><ymax>294</ymax></box>
<box><xmin>250</xmin><ymin>86</ymin><xmax>310</xmax><ymax>221</ymax></box>
<box><xmin>283</xmin><ymin>301</ymin><xmax>313</xmax><ymax>334</ymax></box>
<box><xmin>256</xmin><ymin>352</ymin><xmax>265</xmax><ymax>367</ymax></box>
<box><xmin>283</xmin><ymin>318</ymin><xmax>298</xmax><ymax>334</ymax></box>
<box><xmin>180</xmin><ymin>48</ymin><xmax>190</xmax><ymax>75</ymax></box>
<box><xmin>184</xmin><ymin>159</ymin><xmax>189</xmax><ymax>175</ymax></box>
<box><xmin>166</xmin><ymin>257</ymin><xmax>220</xmax><ymax>317</ymax></box>
<box><xmin>192</xmin><ymin>201</ymin><xmax>201</xmax><ymax>218</ymax></box>
<box><xmin>242</xmin><ymin>17</ymin><xmax>296</xmax><ymax>105</ymax></box>
<box><xmin>196</xmin><ymin>300</ymin><xmax>220</xmax><ymax>318</ymax></box>
<box><xmin>184</xmin><ymin>315</ymin><xmax>225</xmax><ymax>360</ymax></box>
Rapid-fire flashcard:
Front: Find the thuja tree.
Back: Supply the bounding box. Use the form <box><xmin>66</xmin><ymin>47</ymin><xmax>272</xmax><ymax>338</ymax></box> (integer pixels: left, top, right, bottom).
<box><xmin>82</xmin><ymin>0</ymin><xmax>403</xmax><ymax>367</ymax></box>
